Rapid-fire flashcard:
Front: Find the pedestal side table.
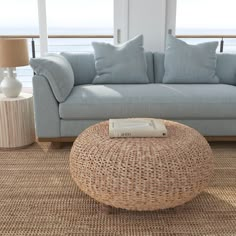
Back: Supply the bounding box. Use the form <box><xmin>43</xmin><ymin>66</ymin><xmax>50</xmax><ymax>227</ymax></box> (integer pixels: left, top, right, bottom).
<box><xmin>0</xmin><ymin>93</ymin><xmax>35</xmax><ymax>149</ymax></box>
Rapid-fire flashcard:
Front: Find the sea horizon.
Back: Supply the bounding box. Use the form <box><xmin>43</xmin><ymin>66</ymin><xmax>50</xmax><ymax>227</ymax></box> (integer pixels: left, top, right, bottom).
<box><xmin>1</xmin><ymin>27</ymin><xmax>236</xmax><ymax>87</ymax></box>
<box><xmin>1</xmin><ymin>27</ymin><xmax>236</xmax><ymax>35</ymax></box>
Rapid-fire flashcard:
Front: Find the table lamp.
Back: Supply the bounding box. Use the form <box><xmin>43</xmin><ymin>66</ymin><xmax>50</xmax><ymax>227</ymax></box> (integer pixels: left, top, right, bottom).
<box><xmin>0</xmin><ymin>38</ymin><xmax>29</xmax><ymax>98</ymax></box>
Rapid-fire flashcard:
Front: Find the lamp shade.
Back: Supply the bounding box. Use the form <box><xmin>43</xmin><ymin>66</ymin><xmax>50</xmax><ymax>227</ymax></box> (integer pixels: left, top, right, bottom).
<box><xmin>0</xmin><ymin>38</ymin><xmax>29</xmax><ymax>67</ymax></box>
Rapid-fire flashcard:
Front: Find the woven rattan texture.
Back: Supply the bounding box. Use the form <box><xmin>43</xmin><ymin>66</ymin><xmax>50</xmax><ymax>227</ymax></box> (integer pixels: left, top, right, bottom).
<box><xmin>70</xmin><ymin>120</ymin><xmax>214</xmax><ymax>211</ymax></box>
<box><xmin>0</xmin><ymin>142</ymin><xmax>235</xmax><ymax>235</ymax></box>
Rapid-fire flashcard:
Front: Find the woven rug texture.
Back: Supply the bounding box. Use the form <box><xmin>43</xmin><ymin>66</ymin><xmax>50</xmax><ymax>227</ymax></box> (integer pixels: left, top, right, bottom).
<box><xmin>0</xmin><ymin>142</ymin><xmax>235</xmax><ymax>236</ymax></box>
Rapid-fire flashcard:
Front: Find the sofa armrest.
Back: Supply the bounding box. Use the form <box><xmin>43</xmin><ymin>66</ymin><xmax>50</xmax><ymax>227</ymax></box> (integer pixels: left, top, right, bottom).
<box><xmin>33</xmin><ymin>75</ymin><xmax>60</xmax><ymax>138</ymax></box>
<box><xmin>30</xmin><ymin>54</ymin><xmax>74</xmax><ymax>102</ymax></box>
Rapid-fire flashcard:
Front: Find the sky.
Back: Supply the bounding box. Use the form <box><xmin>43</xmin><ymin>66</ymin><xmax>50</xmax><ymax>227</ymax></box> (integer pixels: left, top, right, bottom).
<box><xmin>0</xmin><ymin>0</ymin><xmax>113</xmax><ymax>33</ymax></box>
<box><xmin>46</xmin><ymin>0</ymin><xmax>113</xmax><ymax>29</ymax></box>
<box><xmin>176</xmin><ymin>0</ymin><xmax>236</xmax><ymax>30</ymax></box>
<box><xmin>0</xmin><ymin>0</ymin><xmax>236</xmax><ymax>34</ymax></box>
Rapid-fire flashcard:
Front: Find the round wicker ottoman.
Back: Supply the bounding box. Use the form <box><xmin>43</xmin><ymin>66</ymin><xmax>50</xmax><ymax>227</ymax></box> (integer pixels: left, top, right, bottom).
<box><xmin>70</xmin><ymin>120</ymin><xmax>214</xmax><ymax>211</ymax></box>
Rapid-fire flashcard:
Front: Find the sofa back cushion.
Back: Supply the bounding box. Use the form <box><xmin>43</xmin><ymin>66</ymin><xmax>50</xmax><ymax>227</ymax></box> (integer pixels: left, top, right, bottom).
<box><xmin>153</xmin><ymin>52</ymin><xmax>165</xmax><ymax>83</ymax></box>
<box><xmin>61</xmin><ymin>52</ymin><xmax>154</xmax><ymax>85</ymax></box>
<box><xmin>216</xmin><ymin>54</ymin><xmax>236</xmax><ymax>85</ymax></box>
<box><xmin>61</xmin><ymin>52</ymin><xmax>96</xmax><ymax>85</ymax></box>
<box><xmin>145</xmin><ymin>52</ymin><xmax>154</xmax><ymax>83</ymax></box>
<box><xmin>154</xmin><ymin>52</ymin><xmax>236</xmax><ymax>85</ymax></box>
<box><xmin>163</xmin><ymin>35</ymin><xmax>219</xmax><ymax>84</ymax></box>
<box><xmin>92</xmin><ymin>35</ymin><xmax>149</xmax><ymax>84</ymax></box>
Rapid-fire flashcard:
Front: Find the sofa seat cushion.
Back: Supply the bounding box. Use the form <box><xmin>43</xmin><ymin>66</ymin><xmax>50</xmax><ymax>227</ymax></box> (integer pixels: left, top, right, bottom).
<box><xmin>59</xmin><ymin>84</ymin><xmax>236</xmax><ymax>120</ymax></box>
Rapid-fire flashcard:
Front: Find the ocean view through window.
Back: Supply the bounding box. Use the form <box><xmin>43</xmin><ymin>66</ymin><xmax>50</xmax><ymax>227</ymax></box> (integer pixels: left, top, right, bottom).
<box><xmin>176</xmin><ymin>0</ymin><xmax>236</xmax><ymax>52</ymax></box>
<box><xmin>0</xmin><ymin>0</ymin><xmax>38</xmax><ymax>87</ymax></box>
<box><xmin>46</xmin><ymin>0</ymin><xmax>113</xmax><ymax>53</ymax></box>
<box><xmin>0</xmin><ymin>0</ymin><xmax>113</xmax><ymax>88</ymax></box>
<box><xmin>1</xmin><ymin>0</ymin><xmax>236</xmax><ymax>88</ymax></box>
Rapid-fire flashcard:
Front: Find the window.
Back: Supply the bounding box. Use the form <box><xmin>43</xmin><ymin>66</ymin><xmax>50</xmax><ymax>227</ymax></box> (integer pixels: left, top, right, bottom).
<box><xmin>46</xmin><ymin>0</ymin><xmax>113</xmax><ymax>53</ymax></box>
<box><xmin>0</xmin><ymin>0</ymin><xmax>38</xmax><ymax>87</ymax></box>
<box><xmin>0</xmin><ymin>0</ymin><xmax>114</xmax><ymax>87</ymax></box>
<box><xmin>0</xmin><ymin>0</ymin><xmax>38</xmax><ymax>35</ymax></box>
<box><xmin>176</xmin><ymin>0</ymin><xmax>236</xmax><ymax>52</ymax></box>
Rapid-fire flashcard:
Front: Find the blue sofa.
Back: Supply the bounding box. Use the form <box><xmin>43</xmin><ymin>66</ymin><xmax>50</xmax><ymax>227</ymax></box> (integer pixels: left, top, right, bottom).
<box><xmin>32</xmin><ymin>52</ymin><xmax>236</xmax><ymax>142</ymax></box>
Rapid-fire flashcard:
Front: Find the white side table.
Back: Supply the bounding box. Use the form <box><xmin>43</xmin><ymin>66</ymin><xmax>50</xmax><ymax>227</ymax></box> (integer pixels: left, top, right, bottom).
<box><xmin>0</xmin><ymin>93</ymin><xmax>35</xmax><ymax>149</ymax></box>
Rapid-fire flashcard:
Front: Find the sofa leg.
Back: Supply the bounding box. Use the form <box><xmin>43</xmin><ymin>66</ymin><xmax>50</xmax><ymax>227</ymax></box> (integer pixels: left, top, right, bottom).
<box><xmin>102</xmin><ymin>204</ymin><xmax>112</xmax><ymax>214</ymax></box>
<box><xmin>50</xmin><ymin>142</ymin><xmax>63</xmax><ymax>149</ymax></box>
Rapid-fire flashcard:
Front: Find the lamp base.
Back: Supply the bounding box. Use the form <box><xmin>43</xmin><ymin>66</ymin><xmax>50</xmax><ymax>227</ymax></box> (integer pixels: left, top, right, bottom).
<box><xmin>0</xmin><ymin>69</ymin><xmax>4</xmax><ymax>93</ymax></box>
<box><xmin>0</xmin><ymin>79</ymin><xmax>2</xmax><ymax>93</ymax></box>
<box><xmin>0</xmin><ymin>68</ymin><xmax>22</xmax><ymax>98</ymax></box>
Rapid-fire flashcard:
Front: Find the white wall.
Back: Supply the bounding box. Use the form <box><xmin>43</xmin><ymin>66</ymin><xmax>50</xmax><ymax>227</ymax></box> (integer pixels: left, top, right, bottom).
<box><xmin>114</xmin><ymin>0</ymin><xmax>176</xmax><ymax>52</ymax></box>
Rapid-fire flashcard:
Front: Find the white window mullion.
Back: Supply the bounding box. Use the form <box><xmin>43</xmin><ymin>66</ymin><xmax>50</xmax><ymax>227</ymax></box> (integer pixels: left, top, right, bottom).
<box><xmin>165</xmin><ymin>0</ymin><xmax>177</xmax><ymax>49</ymax></box>
<box><xmin>37</xmin><ymin>0</ymin><xmax>48</xmax><ymax>56</ymax></box>
<box><xmin>114</xmin><ymin>0</ymin><xmax>129</xmax><ymax>44</ymax></box>
<box><xmin>166</xmin><ymin>0</ymin><xmax>177</xmax><ymax>36</ymax></box>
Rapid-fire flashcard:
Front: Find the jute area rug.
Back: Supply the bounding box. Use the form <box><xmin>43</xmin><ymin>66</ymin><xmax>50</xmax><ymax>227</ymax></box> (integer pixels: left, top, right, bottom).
<box><xmin>0</xmin><ymin>142</ymin><xmax>235</xmax><ymax>236</ymax></box>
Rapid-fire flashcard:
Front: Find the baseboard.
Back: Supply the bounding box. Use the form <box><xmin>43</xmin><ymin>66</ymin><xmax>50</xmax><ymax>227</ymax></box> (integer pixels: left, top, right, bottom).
<box><xmin>205</xmin><ymin>136</ymin><xmax>236</xmax><ymax>142</ymax></box>
<box><xmin>37</xmin><ymin>136</ymin><xmax>236</xmax><ymax>143</ymax></box>
<box><xmin>37</xmin><ymin>137</ymin><xmax>76</xmax><ymax>142</ymax></box>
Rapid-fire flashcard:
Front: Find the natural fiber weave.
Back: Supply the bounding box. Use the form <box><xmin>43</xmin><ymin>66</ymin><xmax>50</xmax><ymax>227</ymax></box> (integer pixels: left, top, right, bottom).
<box><xmin>0</xmin><ymin>142</ymin><xmax>235</xmax><ymax>235</ymax></box>
<box><xmin>70</xmin><ymin>120</ymin><xmax>214</xmax><ymax>211</ymax></box>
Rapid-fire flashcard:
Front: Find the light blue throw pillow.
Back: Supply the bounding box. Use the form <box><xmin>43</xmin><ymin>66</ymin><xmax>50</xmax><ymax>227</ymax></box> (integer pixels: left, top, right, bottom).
<box><xmin>163</xmin><ymin>35</ymin><xmax>219</xmax><ymax>84</ymax></box>
<box><xmin>30</xmin><ymin>54</ymin><xmax>74</xmax><ymax>102</ymax></box>
<box><xmin>92</xmin><ymin>35</ymin><xmax>149</xmax><ymax>84</ymax></box>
